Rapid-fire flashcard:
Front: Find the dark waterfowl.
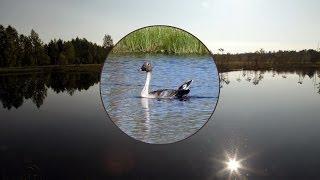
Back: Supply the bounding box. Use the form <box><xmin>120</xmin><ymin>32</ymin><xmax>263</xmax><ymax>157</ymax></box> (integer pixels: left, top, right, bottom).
<box><xmin>140</xmin><ymin>62</ymin><xmax>193</xmax><ymax>99</ymax></box>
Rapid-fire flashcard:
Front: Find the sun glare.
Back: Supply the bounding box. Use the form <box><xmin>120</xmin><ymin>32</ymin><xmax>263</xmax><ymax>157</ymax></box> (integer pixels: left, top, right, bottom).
<box><xmin>227</xmin><ymin>158</ymin><xmax>241</xmax><ymax>172</ymax></box>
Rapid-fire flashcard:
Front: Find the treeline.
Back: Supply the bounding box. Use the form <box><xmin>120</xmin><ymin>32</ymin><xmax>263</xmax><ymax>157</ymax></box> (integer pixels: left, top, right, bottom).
<box><xmin>0</xmin><ymin>25</ymin><xmax>113</xmax><ymax>68</ymax></box>
<box><xmin>214</xmin><ymin>49</ymin><xmax>320</xmax><ymax>71</ymax></box>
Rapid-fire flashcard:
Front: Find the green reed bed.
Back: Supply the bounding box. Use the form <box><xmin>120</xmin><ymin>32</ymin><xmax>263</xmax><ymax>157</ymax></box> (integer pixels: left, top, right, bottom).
<box><xmin>112</xmin><ymin>26</ymin><xmax>209</xmax><ymax>54</ymax></box>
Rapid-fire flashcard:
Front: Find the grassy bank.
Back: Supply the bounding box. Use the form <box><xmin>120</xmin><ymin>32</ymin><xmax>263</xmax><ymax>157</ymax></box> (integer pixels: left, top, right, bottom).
<box><xmin>0</xmin><ymin>64</ymin><xmax>102</xmax><ymax>75</ymax></box>
<box><xmin>112</xmin><ymin>26</ymin><xmax>209</xmax><ymax>54</ymax></box>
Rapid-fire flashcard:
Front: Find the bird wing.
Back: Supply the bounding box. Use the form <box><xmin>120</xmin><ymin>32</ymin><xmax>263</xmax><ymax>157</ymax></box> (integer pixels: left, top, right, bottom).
<box><xmin>149</xmin><ymin>89</ymin><xmax>177</xmax><ymax>98</ymax></box>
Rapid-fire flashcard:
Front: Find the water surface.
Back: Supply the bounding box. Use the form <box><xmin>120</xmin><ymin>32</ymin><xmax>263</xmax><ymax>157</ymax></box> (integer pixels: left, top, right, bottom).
<box><xmin>101</xmin><ymin>54</ymin><xmax>219</xmax><ymax>144</ymax></box>
<box><xmin>0</xmin><ymin>67</ymin><xmax>320</xmax><ymax>178</ymax></box>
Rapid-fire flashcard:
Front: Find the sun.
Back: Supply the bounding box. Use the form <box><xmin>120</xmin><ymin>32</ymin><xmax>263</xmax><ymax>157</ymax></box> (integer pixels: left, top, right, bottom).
<box><xmin>213</xmin><ymin>151</ymin><xmax>253</xmax><ymax>179</ymax></box>
<box><xmin>227</xmin><ymin>158</ymin><xmax>241</xmax><ymax>173</ymax></box>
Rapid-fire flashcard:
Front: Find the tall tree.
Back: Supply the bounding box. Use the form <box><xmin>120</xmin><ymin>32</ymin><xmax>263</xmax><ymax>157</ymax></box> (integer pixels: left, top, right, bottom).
<box><xmin>63</xmin><ymin>41</ymin><xmax>76</xmax><ymax>64</ymax></box>
<box><xmin>103</xmin><ymin>34</ymin><xmax>113</xmax><ymax>48</ymax></box>
<box><xmin>0</xmin><ymin>25</ymin><xmax>6</xmax><ymax>67</ymax></box>
<box><xmin>46</xmin><ymin>39</ymin><xmax>60</xmax><ymax>65</ymax></box>
<box><xmin>17</xmin><ymin>34</ymin><xmax>31</xmax><ymax>66</ymax></box>
<box><xmin>29</xmin><ymin>29</ymin><xmax>50</xmax><ymax>65</ymax></box>
<box><xmin>3</xmin><ymin>26</ymin><xmax>19</xmax><ymax>67</ymax></box>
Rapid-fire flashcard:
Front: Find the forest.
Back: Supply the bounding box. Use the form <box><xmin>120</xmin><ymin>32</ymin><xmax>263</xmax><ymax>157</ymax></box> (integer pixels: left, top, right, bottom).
<box><xmin>0</xmin><ymin>25</ymin><xmax>113</xmax><ymax>68</ymax></box>
<box><xmin>1</xmin><ymin>24</ymin><xmax>320</xmax><ymax>70</ymax></box>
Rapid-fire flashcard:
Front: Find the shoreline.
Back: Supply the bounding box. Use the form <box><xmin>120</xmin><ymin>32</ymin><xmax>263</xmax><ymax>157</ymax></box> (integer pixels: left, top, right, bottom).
<box><xmin>1</xmin><ymin>62</ymin><xmax>320</xmax><ymax>75</ymax></box>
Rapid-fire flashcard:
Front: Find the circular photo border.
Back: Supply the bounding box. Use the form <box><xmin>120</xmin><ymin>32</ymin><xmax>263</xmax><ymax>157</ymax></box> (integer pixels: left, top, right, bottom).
<box><xmin>99</xmin><ymin>25</ymin><xmax>221</xmax><ymax>144</ymax></box>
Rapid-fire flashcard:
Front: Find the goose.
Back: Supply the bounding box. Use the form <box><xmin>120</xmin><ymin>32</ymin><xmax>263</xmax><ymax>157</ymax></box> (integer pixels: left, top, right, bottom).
<box><xmin>140</xmin><ymin>62</ymin><xmax>193</xmax><ymax>99</ymax></box>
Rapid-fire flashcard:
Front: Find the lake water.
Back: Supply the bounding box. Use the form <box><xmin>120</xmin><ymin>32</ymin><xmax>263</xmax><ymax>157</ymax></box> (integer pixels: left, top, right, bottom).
<box><xmin>0</xmin><ymin>66</ymin><xmax>320</xmax><ymax>178</ymax></box>
<box><xmin>100</xmin><ymin>54</ymin><xmax>219</xmax><ymax>144</ymax></box>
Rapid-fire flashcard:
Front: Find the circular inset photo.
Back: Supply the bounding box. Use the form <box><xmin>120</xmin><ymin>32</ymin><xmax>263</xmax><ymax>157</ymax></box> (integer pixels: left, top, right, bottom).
<box><xmin>100</xmin><ymin>25</ymin><xmax>219</xmax><ymax>144</ymax></box>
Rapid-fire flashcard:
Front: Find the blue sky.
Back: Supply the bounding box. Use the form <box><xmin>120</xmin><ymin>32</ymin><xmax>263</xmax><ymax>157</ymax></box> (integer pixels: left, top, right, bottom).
<box><xmin>0</xmin><ymin>0</ymin><xmax>319</xmax><ymax>53</ymax></box>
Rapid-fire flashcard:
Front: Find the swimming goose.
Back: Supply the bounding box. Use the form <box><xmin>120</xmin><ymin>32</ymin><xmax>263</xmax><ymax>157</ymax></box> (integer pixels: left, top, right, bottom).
<box><xmin>140</xmin><ymin>62</ymin><xmax>193</xmax><ymax>99</ymax></box>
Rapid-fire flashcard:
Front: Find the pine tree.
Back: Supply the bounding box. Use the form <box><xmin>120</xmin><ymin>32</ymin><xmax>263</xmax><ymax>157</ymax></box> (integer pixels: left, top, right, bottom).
<box><xmin>30</xmin><ymin>29</ymin><xmax>50</xmax><ymax>65</ymax></box>
<box><xmin>0</xmin><ymin>25</ymin><xmax>6</xmax><ymax>67</ymax></box>
<box><xmin>4</xmin><ymin>26</ymin><xmax>19</xmax><ymax>67</ymax></box>
<box><xmin>63</xmin><ymin>42</ymin><xmax>75</xmax><ymax>64</ymax></box>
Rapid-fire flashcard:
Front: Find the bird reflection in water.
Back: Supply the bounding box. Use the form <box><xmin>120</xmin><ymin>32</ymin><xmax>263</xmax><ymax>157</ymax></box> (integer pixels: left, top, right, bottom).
<box><xmin>140</xmin><ymin>97</ymin><xmax>151</xmax><ymax>139</ymax></box>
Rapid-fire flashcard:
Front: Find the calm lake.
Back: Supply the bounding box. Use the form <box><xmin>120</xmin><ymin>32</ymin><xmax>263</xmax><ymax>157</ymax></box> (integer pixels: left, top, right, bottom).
<box><xmin>0</xmin><ymin>65</ymin><xmax>320</xmax><ymax>178</ymax></box>
<box><xmin>100</xmin><ymin>54</ymin><xmax>219</xmax><ymax>144</ymax></box>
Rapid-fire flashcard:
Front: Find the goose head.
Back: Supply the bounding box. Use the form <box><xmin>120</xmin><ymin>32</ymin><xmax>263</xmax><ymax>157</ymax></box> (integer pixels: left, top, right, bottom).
<box><xmin>141</xmin><ymin>62</ymin><xmax>153</xmax><ymax>72</ymax></box>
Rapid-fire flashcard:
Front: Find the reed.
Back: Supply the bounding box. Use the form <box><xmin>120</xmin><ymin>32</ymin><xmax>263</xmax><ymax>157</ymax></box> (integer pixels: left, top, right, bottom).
<box><xmin>112</xmin><ymin>26</ymin><xmax>209</xmax><ymax>54</ymax></box>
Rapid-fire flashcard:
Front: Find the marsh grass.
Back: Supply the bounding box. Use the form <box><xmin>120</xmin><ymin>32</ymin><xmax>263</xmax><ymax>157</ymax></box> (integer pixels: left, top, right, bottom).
<box><xmin>112</xmin><ymin>26</ymin><xmax>209</xmax><ymax>54</ymax></box>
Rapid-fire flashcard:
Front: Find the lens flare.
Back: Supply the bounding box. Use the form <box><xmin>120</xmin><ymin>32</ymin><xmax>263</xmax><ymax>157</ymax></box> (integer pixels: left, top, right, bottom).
<box><xmin>213</xmin><ymin>149</ymin><xmax>256</xmax><ymax>179</ymax></box>
<box><xmin>227</xmin><ymin>158</ymin><xmax>241</xmax><ymax>173</ymax></box>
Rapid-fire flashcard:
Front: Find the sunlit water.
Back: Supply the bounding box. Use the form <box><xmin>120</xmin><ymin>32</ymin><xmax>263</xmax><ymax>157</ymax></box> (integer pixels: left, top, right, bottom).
<box><xmin>100</xmin><ymin>54</ymin><xmax>219</xmax><ymax>144</ymax></box>
<box><xmin>211</xmin><ymin>69</ymin><xmax>320</xmax><ymax>178</ymax></box>
<box><xmin>0</xmin><ymin>68</ymin><xmax>320</xmax><ymax>178</ymax></box>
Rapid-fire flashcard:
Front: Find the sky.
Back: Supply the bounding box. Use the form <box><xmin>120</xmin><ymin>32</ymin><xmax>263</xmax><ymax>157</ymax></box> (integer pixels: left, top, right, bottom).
<box><xmin>0</xmin><ymin>0</ymin><xmax>319</xmax><ymax>53</ymax></box>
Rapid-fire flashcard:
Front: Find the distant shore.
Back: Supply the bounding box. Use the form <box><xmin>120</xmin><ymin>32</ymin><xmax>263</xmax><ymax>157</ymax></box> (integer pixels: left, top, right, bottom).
<box><xmin>1</xmin><ymin>49</ymin><xmax>320</xmax><ymax>75</ymax></box>
<box><xmin>1</xmin><ymin>62</ymin><xmax>319</xmax><ymax>75</ymax></box>
<box><xmin>2</xmin><ymin>24</ymin><xmax>320</xmax><ymax>74</ymax></box>
<box><xmin>213</xmin><ymin>51</ymin><xmax>320</xmax><ymax>72</ymax></box>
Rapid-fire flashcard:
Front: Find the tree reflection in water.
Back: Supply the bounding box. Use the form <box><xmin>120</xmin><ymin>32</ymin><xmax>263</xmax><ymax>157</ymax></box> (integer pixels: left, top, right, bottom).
<box><xmin>219</xmin><ymin>68</ymin><xmax>320</xmax><ymax>94</ymax></box>
<box><xmin>0</xmin><ymin>67</ymin><xmax>319</xmax><ymax>110</ymax></box>
<box><xmin>0</xmin><ymin>70</ymin><xmax>100</xmax><ymax>109</ymax></box>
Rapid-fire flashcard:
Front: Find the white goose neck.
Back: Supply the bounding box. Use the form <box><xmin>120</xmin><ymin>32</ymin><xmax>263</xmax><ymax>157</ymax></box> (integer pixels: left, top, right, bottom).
<box><xmin>141</xmin><ymin>72</ymin><xmax>151</xmax><ymax>97</ymax></box>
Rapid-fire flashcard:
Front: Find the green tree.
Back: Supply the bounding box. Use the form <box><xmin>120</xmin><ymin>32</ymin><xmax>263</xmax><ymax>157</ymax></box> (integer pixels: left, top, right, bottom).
<box><xmin>63</xmin><ymin>41</ymin><xmax>76</xmax><ymax>64</ymax></box>
<box><xmin>47</xmin><ymin>39</ymin><xmax>60</xmax><ymax>65</ymax></box>
<box><xmin>19</xmin><ymin>34</ymin><xmax>32</xmax><ymax>66</ymax></box>
<box><xmin>58</xmin><ymin>53</ymin><xmax>67</xmax><ymax>65</ymax></box>
<box><xmin>30</xmin><ymin>29</ymin><xmax>50</xmax><ymax>65</ymax></box>
<box><xmin>103</xmin><ymin>34</ymin><xmax>113</xmax><ymax>48</ymax></box>
<box><xmin>0</xmin><ymin>25</ymin><xmax>6</xmax><ymax>67</ymax></box>
<box><xmin>3</xmin><ymin>26</ymin><xmax>20</xmax><ymax>67</ymax></box>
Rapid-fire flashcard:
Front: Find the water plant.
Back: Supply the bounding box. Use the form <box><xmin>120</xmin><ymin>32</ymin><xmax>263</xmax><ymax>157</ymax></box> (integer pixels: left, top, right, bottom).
<box><xmin>112</xmin><ymin>26</ymin><xmax>209</xmax><ymax>54</ymax></box>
